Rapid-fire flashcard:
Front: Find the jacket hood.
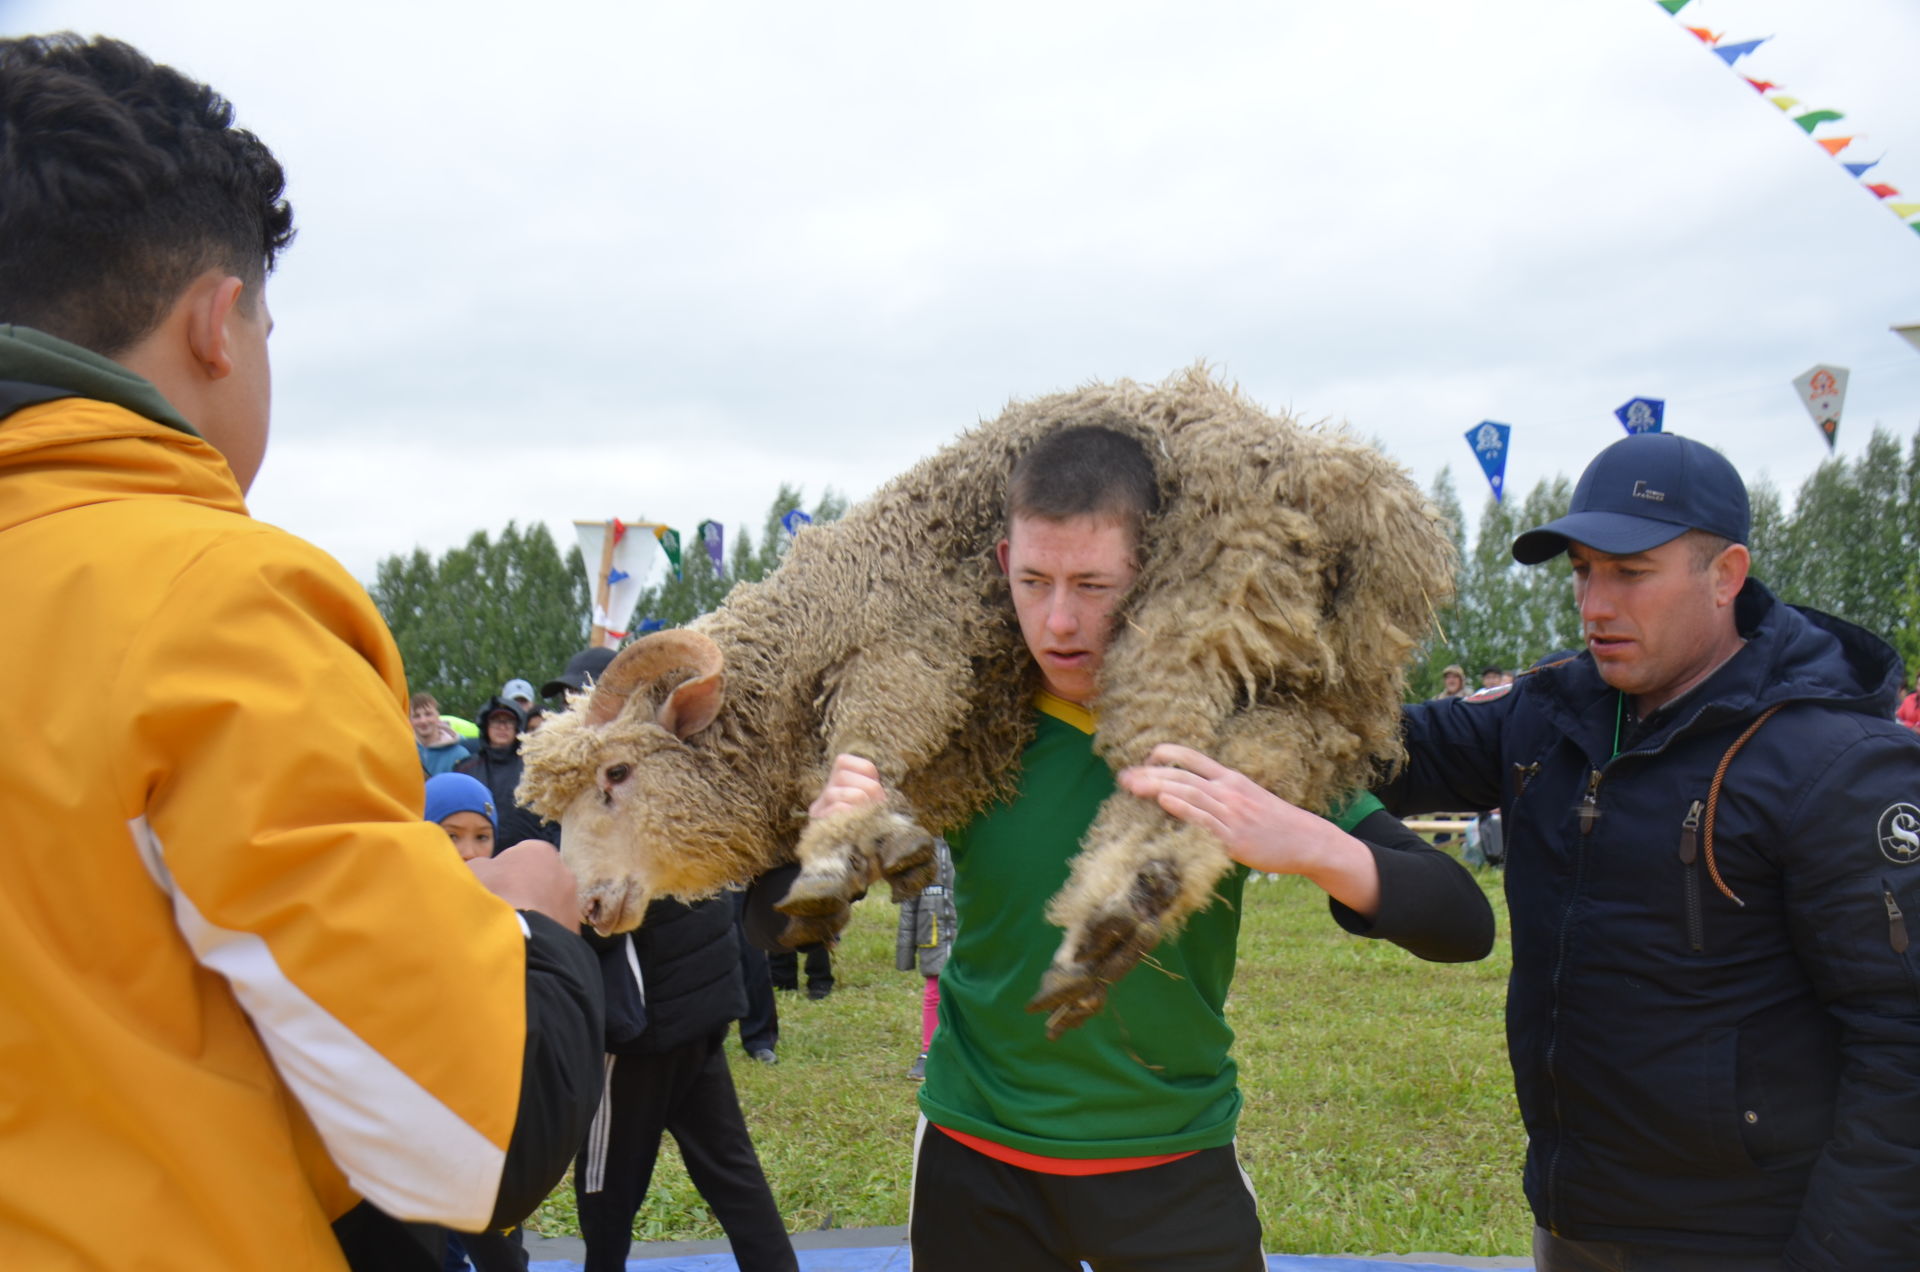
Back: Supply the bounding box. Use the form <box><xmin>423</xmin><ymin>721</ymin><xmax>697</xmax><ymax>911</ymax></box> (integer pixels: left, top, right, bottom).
<box><xmin>0</xmin><ymin>325</ymin><xmax>197</xmax><ymax>436</ymax></box>
<box><xmin>0</xmin><ymin>327</ymin><xmax>242</xmax><ymax>539</ymax></box>
<box><xmin>1527</xmin><ymin>579</ymin><xmax>1902</xmax><ymax>755</ymax></box>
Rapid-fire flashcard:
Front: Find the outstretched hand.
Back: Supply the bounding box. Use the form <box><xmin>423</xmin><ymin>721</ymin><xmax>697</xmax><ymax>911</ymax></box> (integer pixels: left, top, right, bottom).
<box><xmin>1118</xmin><ymin>743</ymin><xmax>1380</xmax><ymax>918</ymax></box>
<box><xmin>809</xmin><ymin>753</ymin><xmax>887</xmax><ymax>819</ymax></box>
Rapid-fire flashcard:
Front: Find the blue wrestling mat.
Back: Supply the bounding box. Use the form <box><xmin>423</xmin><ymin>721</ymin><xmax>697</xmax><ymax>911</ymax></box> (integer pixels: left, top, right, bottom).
<box><xmin>528</xmin><ymin>1254</ymin><xmax>1529</xmax><ymax>1271</ymax></box>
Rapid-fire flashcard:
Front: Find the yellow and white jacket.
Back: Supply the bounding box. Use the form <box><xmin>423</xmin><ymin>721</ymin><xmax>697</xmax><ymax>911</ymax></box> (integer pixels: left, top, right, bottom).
<box><xmin>0</xmin><ymin>329</ymin><xmax>596</xmax><ymax>1270</ymax></box>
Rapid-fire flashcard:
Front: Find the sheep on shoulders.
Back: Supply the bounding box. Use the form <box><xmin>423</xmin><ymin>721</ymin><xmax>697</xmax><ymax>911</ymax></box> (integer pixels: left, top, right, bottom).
<box><xmin>518</xmin><ymin>366</ymin><xmax>1453</xmax><ymax>1035</ymax></box>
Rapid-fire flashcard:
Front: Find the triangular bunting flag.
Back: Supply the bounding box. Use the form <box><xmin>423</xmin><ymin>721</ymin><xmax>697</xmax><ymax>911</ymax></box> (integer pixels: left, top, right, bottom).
<box><xmin>696</xmin><ymin>520</ymin><xmax>725</xmax><ymax>572</ymax></box>
<box><xmin>1888</xmin><ymin>202</ymin><xmax>1920</xmax><ymax>219</ymax></box>
<box><xmin>1466</xmin><ymin>422</ymin><xmax>1512</xmax><ymax>503</ymax></box>
<box><xmin>1657</xmin><ymin>0</ymin><xmax>1692</xmax><ymax>13</ymax></box>
<box><xmin>1792</xmin><ymin>365</ymin><xmax>1848</xmax><ymax>452</ymax></box>
<box><xmin>1768</xmin><ymin>95</ymin><xmax>1800</xmax><ymax>112</ymax></box>
<box><xmin>1712</xmin><ymin>37</ymin><xmax>1769</xmax><ymax>66</ymax></box>
<box><xmin>1743</xmin><ymin>78</ymin><xmax>1779</xmax><ymax>93</ymax></box>
<box><xmin>575</xmin><ymin>518</ymin><xmax>666</xmax><ymax>643</ymax></box>
<box><xmin>1867</xmin><ymin>184</ymin><xmax>1901</xmax><ymax>200</ymax></box>
<box><xmin>1793</xmin><ymin>109</ymin><xmax>1845</xmax><ymax>134</ymax></box>
<box><xmin>653</xmin><ymin>525</ymin><xmax>683</xmax><ymax>580</ymax></box>
<box><xmin>1816</xmin><ymin>136</ymin><xmax>1855</xmax><ymax>156</ymax></box>
<box><xmin>1614</xmin><ymin>398</ymin><xmax>1666</xmax><ymax>436</ymax></box>
<box><xmin>1843</xmin><ymin>159</ymin><xmax>1881</xmax><ymax>178</ymax></box>
<box><xmin>1686</xmin><ymin>26</ymin><xmax>1721</xmax><ymax>44</ymax></box>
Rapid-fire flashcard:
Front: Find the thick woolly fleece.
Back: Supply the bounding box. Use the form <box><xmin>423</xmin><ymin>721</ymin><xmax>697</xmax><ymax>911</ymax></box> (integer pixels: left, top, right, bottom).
<box><xmin>521</xmin><ymin>366</ymin><xmax>1453</xmax><ymax>991</ymax></box>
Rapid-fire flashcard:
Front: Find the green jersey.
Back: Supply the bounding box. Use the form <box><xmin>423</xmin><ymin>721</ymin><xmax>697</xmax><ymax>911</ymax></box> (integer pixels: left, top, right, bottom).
<box><xmin>919</xmin><ymin>693</ymin><xmax>1376</xmax><ymax>1158</ymax></box>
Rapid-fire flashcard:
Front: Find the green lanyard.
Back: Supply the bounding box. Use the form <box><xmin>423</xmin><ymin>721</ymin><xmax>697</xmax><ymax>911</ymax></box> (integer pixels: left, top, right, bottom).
<box><xmin>1612</xmin><ymin>692</ymin><xmax>1626</xmax><ymax>761</ymax></box>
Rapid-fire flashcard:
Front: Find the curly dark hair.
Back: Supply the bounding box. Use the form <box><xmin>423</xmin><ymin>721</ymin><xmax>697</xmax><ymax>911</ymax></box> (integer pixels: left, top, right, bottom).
<box><xmin>0</xmin><ymin>33</ymin><xmax>295</xmax><ymax>356</ymax></box>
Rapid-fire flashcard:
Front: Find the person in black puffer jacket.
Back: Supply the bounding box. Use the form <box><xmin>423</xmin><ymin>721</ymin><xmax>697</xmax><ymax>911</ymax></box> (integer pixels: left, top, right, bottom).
<box><xmin>573</xmin><ymin>896</ymin><xmax>796</xmax><ymax>1272</ymax></box>
<box><xmin>455</xmin><ymin>698</ymin><xmax>556</xmax><ymax>850</ymax></box>
<box><xmin>1382</xmin><ymin>433</ymin><xmax>1920</xmax><ymax>1272</ymax></box>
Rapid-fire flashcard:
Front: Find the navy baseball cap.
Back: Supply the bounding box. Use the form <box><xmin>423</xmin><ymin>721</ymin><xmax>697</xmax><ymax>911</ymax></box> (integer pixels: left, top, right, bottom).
<box><xmin>542</xmin><ymin>646</ymin><xmax>617</xmax><ymax>699</ymax></box>
<box><xmin>1512</xmin><ymin>433</ymin><xmax>1749</xmax><ymax>565</ymax></box>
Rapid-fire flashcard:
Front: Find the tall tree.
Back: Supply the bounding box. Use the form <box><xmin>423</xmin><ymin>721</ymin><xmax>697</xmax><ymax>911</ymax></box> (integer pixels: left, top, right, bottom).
<box><xmin>1435</xmin><ymin>475</ymin><xmax>1578</xmax><ymax>690</ymax></box>
<box><xmin>1405</xmin><ymin>468</ymin><xmax>1467</xmax><ymax>700</ymax></box>
<box><xmin>1764</xmin><ymin>425</ymin><xmax>1920</xmax><ymax>646</ymax></box>
<box><xmin>371</xmin><ymin>521</ymin><xmax>590</xmax><ymax>719</ymax></box>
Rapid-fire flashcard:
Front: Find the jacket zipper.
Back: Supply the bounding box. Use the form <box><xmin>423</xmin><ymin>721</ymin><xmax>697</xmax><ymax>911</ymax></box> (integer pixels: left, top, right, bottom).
<box><xmin>1512</xmin><ymin>761</ymin><xmax>1539</xmax><ymax>799</ymax></box>
<box><xmin>1575</xmin><ymin>769</ymin><xmax>1603</xmax><ymax>834</ymax></box>
<box><xmin>1887</xmin><ymin>887</ymin><xmax>1909</xmax><ymax>954</ymax></box>
<box><xmin>1679</xmin><ymin>800</ymin><xmax>1704</xmax><ymax>953</ymax></box>
<box><xmin>1545</xmin><ymin>765</ymin><xmax>1604</xmax><ymax>1231</ymax></box>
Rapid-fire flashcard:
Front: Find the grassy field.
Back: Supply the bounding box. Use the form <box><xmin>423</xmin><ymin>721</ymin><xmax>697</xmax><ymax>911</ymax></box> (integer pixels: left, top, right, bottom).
<box><xmin>527</xmin><ymin>863</ymin><xmax>1529</xmax><ymax>1258</ymax></box>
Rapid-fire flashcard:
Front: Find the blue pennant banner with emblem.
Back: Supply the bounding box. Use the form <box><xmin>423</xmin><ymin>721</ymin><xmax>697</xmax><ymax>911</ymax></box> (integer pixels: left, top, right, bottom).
<box><xmin>1466</xmin><ymin>421</ymin><xmax>1512</xmax><ymax>502</ymax></box>
<box><xmin>1614</xmin><ymin>396</ymin><xmax>1665</xmax><ymax>435</ymax></box>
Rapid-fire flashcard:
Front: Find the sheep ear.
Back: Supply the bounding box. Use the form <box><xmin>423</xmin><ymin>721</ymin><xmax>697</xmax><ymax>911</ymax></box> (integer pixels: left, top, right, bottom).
<box><xmin>657</xmin><ymin>670</ymin><xmax>725</xmax><ymax>739</ymax></box>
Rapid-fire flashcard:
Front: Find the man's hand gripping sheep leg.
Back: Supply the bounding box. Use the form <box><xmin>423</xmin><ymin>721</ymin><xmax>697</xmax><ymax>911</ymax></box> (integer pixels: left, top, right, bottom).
<box><xmin>778</xmin><ymin>753</ymin><xmax>938</xmax><ymax>946</ymax></box>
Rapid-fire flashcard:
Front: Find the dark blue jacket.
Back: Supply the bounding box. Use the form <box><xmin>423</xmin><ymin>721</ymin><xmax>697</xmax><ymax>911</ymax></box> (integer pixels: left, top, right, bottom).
<box><xmin>1381</xmin><ymin>581</ymin><xmax>1920</xmax><ymax>1270</ymax></box>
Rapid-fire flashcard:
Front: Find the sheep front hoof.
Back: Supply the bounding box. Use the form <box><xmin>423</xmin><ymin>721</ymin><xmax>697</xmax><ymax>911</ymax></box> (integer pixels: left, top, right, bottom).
<box><xmin>775</xmin><ymin>861</ymin><xmax>856</xmax><ymax>916</ymax></box>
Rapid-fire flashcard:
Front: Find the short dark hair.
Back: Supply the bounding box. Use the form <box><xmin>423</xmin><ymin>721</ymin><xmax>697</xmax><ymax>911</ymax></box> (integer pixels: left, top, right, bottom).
<box><xmin>1680</xmin><ymin>528</ymin><xmax>1735</xmax><ymax>572</ymax></box>
<box><xmin>1006</xmin><ymin>421</ymin><xmax>1160</xmax><ymax>539</ymax></box>
<box><xmin>0</xmin><ymin>34</ymin><xmax>295</xmax><ymax>356</ymax></box>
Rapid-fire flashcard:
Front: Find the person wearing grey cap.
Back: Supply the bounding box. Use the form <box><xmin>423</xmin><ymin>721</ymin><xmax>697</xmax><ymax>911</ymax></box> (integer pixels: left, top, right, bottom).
<box><xmin>1379</xmin><ymin>432</ymin><xmax>1920</xmax><ymax>1271</ymax></box>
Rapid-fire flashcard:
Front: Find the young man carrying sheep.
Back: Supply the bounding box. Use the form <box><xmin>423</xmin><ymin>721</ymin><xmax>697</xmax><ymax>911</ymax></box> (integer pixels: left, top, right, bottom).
<box><xmin>811</xmin><ymin>424</ymin><xmax>1493</xmax><ymax>1271</ymax></box>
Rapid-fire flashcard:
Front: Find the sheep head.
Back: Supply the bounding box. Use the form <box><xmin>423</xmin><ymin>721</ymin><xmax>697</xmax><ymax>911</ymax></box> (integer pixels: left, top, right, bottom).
<box><xmin>517</xmin><ymin>630</ymin><xmax>748</xmax><ymax>934</ymax></box>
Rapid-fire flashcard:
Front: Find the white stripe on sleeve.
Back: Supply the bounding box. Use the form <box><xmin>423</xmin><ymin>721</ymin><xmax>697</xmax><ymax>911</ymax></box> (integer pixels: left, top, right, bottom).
<box><xmin>129</xmin><ymin>816</ymin><xmax>507</xmax><ymax>1229</ymax></box>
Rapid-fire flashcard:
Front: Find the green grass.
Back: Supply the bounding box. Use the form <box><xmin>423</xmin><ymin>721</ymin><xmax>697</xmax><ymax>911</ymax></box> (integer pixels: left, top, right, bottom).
<box><xmin>527</xmin><ymin>864</ymin><xmax>1528</xmax><ymax>1258</ymax></box>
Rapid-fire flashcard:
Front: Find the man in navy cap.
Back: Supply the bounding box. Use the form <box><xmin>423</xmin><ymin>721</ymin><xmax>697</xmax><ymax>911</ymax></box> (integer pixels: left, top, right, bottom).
<box><xmin>1380</xmin><ymin>432</ymin><xmax>1920</xmax><ymax>1271</ymax></box>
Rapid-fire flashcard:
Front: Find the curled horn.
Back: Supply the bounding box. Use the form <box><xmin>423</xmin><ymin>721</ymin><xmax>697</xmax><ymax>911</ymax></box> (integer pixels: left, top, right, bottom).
<box><xmin>584</xmin><ymin>630</ymin><xmax>724</xmax><ymax>728</ymax></box>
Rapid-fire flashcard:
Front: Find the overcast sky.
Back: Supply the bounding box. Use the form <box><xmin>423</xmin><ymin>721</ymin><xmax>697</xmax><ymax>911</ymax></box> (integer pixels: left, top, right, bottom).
<box><xmin>11</xmin><ymin>0</ymin><xmax>1920</xmax><ymax>588</ymax></box>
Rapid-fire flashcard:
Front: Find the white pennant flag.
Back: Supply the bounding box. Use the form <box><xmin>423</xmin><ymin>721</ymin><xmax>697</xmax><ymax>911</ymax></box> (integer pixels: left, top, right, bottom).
<box><xmin>1791</xmin><ymin>365</ymin><xmax>1848</xmax><ymax>451</ymax></box>
<box><xmin>574</xmin><ymin>519</ymin><xmax>665</xmax><ymax>643</ymax></box>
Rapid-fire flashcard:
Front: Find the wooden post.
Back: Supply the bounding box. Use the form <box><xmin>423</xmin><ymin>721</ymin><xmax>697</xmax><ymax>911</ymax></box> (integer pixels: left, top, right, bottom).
<box><xmin>590</xmin><ymin>518</ymin><xmax>618</xmax><ymax>648</ymax></box>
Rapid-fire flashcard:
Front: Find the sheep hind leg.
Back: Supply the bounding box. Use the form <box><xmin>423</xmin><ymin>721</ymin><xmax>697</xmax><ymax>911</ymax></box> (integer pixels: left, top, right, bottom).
<box><xmin>1027</xmin><ymin>805</ymin><xmax>1236</xmax><ymax>1039</ymax></box>
<box><xmin>1027</xmin><ymin>858</ymin><xmax>1182</xmax><ymax>1037</ymax></box>
<box><xmin>775</xmin><ymin>802</ymin><xmax>936</xmax><ymax>940</ymax></box>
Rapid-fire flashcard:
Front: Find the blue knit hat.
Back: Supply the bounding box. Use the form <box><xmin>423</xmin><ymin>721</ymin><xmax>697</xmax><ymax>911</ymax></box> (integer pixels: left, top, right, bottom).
<box><xmin>424</xmin><ymin>772</ymin><xmax>496</xmax><ymax>828</ymax></box>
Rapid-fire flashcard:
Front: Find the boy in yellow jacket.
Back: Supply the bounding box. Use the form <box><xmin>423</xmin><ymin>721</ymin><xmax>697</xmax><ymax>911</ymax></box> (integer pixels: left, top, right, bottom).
<box><xmin>0</xmin><ymin>34</ymin><xmax>602</xmax><ymax>1270</ymax></box>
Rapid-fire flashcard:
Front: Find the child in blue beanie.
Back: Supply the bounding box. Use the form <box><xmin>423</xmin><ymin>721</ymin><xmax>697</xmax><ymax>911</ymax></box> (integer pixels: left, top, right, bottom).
<box><xmin>424</xmin><ymin>772</ymin><xmax>498</xmax><ymax>861</ymax></box>
<box><xmin>424</xmin><ymin>771</ymin><xmax>529</xmax><ymax>1270</ymax></box>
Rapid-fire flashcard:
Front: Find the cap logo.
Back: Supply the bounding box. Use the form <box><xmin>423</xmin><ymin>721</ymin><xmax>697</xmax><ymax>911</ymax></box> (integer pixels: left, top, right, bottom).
<box><xmin>1879</xmin><ymin>803</ymin><xmax>1920</xmax><ymax>866</ymax></box>
<box><xmin>1631</xmin><ymin>480</ymin><xmax>1666</xmax><ymax>502</ymax></box>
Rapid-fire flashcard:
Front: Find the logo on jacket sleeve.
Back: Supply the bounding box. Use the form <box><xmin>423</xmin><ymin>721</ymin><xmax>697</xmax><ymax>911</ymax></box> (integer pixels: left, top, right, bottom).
<box><xmin>1878</xmin><ymin>803</ymin><xmax>1920</xmax><ymax>865</ymax></box>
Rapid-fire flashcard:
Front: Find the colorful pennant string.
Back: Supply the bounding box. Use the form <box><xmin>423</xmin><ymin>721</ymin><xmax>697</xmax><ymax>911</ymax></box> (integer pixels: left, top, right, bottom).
<box><xmin>1651</xmin><ymin>1</ymin><xmax>1917</xmax><ymax>238</ymax></box>
<box><xmin>1711</xmin><ymin>37</ymin><xmax>1768</xmax><ymax>67</ymax></box>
